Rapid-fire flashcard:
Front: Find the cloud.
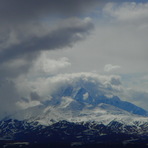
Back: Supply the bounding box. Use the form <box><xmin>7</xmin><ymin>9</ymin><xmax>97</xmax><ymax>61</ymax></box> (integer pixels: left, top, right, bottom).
<box><xmin>103</xmin><ymin>2</ymin><xmax>148</xmax><ymax>23</ymax></box>
<box><xmin>16</xmin><ymin>100</ymin><xmax>41</xmax><ymax>110</ymax></box>
<box><xmin>15</xmin><ymin>72</ymin><xmax>122</xmax><ymax>102</ymax></box>
<box><xmin>39</xmin><ymin>57</ymin><xmax>71</xmax><ymax>74</ymax></box>
<box><xmin>0</xmin><ymin>0</ymin><xmax>103</xmax><ymax>23</ymax></box>
<box><xmin>0</xmin><ymin>79</ymin><xmax>20</xmax><ymax>117</ymax></box>
<box><xmin>65</xmin><ymin>2</ymin><xmax>148</xmax><ymax>75</ymax></box>
<box><xmin>104</xmin><ymin>64</ymin><xmax>121</xmax><ymax>72</ymax></box>
<box><xmin>0</xmin><ymin>0</ymin><xmax>100</xmax><ymax>79</ymax></box>
<box><xmin>30</xmin><ymin>54</ymin><xmax>71</xmax><ymax>75</ymax></box>
<box><xmin>0</xmin><ymin>70</ymin><xmax>145</xmax><ymax>118</ymax></box>
<box><xmin>0</xmin><ymin>17</ymin><xmax>94</xmax><ymax>64</ymax></box>
<box><xmin>0</xmin><ymin>17</ymin><xmax>94</xmax><ymax>79</ymax></box>
<box><xmin>0</xmin><ymin>0</ymin><xmax>100</xmax><ymax>117</ymax></box>
<box><xmin>2</xmin><ymin>71</ymin><xmax>148</xmax><ymax>117</ymax></box>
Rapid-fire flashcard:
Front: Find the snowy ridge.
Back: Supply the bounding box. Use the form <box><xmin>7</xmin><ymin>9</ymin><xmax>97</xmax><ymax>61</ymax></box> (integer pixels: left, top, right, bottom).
<box><xmin>10</xmin><ymin>99</ymin><xmax>148</xmax><ymax>127</ymax></box>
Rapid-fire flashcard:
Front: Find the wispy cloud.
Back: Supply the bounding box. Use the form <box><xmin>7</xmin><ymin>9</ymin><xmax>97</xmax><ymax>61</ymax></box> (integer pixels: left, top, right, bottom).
<box><xmin>103</xmin><ymin>2</ymin><xmax>148</xmax><ymax>23</ymax></box>
<box><xmin>104</xmin><ymin>64</ymin><xmax>121</xmax><ymax>72</ymax></box>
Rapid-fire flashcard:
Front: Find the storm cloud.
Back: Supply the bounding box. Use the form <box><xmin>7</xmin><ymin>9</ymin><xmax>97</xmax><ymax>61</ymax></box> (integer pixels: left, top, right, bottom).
<box><xmin>0</xmin><ymin>0</ymin><xmax>103</xmax><ymax>21</ymax></box>
<box><xmin>0</xmin><ymin>18</ymin><xmax>94</xmax><ymax>63</ymax></box>
<box><xmin>0</xmin><ymin>0</ymin><xmax>100</xmax><ymax>78</ymax></box>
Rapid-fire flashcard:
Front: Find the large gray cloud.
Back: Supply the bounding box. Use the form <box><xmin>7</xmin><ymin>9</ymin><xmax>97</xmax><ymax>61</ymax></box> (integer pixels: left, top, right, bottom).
<box><xmin>0</xmin><ymin>0</ymin><xmax>101</xmax><ymax>116</ymax></box>
<box><xmin>0</xmin><ymin>0</ymin><xmax>99</xmax><ymax>78</ymax></box>
<box><xmin>0</xmin><ymin>18</ymin><xmax>94</xmax><ymax>79</ymax></box>
<box><xmin>0</xmin><ymin>0</ymin><xmax>111</xmax><ymax>74</ymax></box>
<box><xmin>0</xmin><ymin>18</ymin><xmax>94</xmax><ymax>63</ymax></box>
<box><xmin>0</xmin><ymin>0</ymin><xmax>103</xmax><ymax>21</ymax></box>
<box><xmin>0</xmin><ymin>0</ymin><xmax>127</xmax><ymax>68</ymax></box>
<box><xmin>0</xmin><ymin>0</ymin><xmax>104</xmax><ymax>33</ymax></box>
<box><xmin>0</xmin><ymin>79</ymin><xmax>20</xmax><ymax>117</ymax></box>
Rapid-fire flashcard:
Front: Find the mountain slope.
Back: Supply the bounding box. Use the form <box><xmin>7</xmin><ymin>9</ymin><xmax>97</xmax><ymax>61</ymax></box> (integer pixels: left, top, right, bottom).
<box><xmin>51</xmin><ymin>82</ymin><xmax>148</xmax><ymax>116</ymax></box>
<box><xmin>9</xmin><ymin>96</ymin><xmax>148</xmax><ymax>127</ymax></box>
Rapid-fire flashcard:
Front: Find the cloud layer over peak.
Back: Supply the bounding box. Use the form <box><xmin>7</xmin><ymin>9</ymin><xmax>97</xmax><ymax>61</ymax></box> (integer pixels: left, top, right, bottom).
<box><xmin>15</xmin><ymin>72</ymin><xmax>123</xmax><ymax>110</ymax></box>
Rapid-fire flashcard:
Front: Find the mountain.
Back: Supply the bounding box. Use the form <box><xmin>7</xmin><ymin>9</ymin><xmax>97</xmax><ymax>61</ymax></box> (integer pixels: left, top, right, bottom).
<box><xmin>1</xmin><ymin>79</ymin><xmax>148</xmax><ymax>147</ymax></box>
<box><xmin>52</xmin><ymin>82</ymin><xmax>148</xmax><ymax>116</ymax></box>
<box><xmin>1</xmin><ymin>118</ymin><xmax>148</xmax><ymax>148</ymax></box>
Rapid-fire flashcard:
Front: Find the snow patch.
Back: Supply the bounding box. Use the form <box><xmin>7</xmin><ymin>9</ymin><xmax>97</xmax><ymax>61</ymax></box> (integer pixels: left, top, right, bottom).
<box><xmin>83</xmin><ymin>92</ymin><xmax>89</xmax><ymax>100</ymax></box>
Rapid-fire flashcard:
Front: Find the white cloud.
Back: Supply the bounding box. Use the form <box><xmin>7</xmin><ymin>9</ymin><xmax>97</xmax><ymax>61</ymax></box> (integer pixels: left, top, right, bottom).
<box><xmin>15</xmin><ymin>72</ymin><xmax>123</xmax><ymax>104</ymax></box>
<box><xmin>20</xmin><ymin>71</ymin><xmax>148</xmax><ymax>112</ymax></box>
<box><xmin>16</xmin><ymin>100</ymin><xmax>41</xmax><ymax>109</ymax></box>
<box><xmin>104</xmin><ymin>64</ymin><xmax>121</xmax><ymax>72</ymax></box>
<box><xmin>3</xmin><ymin>71</ymin><xmax>148</xmax><ymax>116</ymax></box>
<box><xmin>30</xmin><ymin>53</ymin><xmax>71</xmax><ymax>75</ymax></box>
<box><xmin>57</xmin><ymin>2</ymin><xmax>148</xmax><ymax>75</ymax></box>
<box><xmin>40</xmin><ymin>57</ymin><xmax>71</xmax><ymax>73</ymax></box>
<box><xmin>103</xmin><ymin>2</ymin><xmax>148</xmax><ymax>22</ymax></box>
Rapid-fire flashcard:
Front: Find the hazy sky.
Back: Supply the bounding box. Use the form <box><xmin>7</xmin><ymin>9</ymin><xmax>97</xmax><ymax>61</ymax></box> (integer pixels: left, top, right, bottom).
<box><xmin>0</xmin><ymin>0</ymin><xmax>148</xmax><ymax>116</ymax></box>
